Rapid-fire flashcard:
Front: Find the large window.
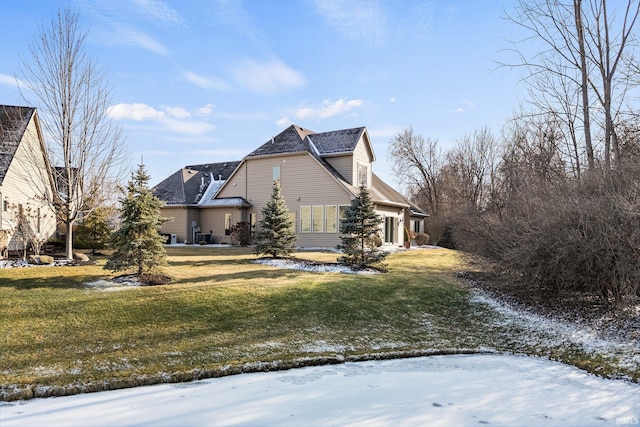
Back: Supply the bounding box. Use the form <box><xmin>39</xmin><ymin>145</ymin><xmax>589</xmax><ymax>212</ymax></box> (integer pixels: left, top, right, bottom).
<box><xmin>325</xmin><ymin>205</ymin><xmax>337</xmax><ymax>233</ymax></box>
<box><xmin>312</xmin><ymin>205</ymin><xmax>324</xmax><ymax>233</ymax></box>
<box><xmin>301</xmin><ymin>205</ymin><xmax>349</xmax><ymax>234</ymax></box>
<box><xmin>300</xmin><ymin>206</ymin><xmax>311</xmax><ymax>233</ymax></box>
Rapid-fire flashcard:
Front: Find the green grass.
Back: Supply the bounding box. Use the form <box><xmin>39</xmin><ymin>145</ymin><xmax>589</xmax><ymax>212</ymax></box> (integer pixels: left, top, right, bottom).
<box><xmin>0</xmin><ymin>247</ymin><xmax>636</xmax><ymax>399</ymax></box>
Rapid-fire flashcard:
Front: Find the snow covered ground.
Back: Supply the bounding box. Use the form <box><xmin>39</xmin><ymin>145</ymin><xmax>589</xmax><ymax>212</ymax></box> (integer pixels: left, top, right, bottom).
<box><xmin>2</xmin><ymin>354</ymin><xmax>638</xmax><ymax>427</ymax></box>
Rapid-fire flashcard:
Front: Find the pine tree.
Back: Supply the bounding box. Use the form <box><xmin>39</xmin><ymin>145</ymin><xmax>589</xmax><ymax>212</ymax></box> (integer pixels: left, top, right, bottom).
<box><xmin>75</xmin><ymin>206</ymin><xmax>114</xmax><ymax>255</ymax></box>
<box><xmin>255</xmin><ymin>182</ymin><xmax>296</xmax><ymax>258</ymax></box>
<box><xmin>338</xmin><ymin>185</ymin><xmax>387</xmax><ymax>269</ymax></box>
<box><xmin>105</xmin><ymin>164</ymin><xmax>168</xmax><ymax>275</ymax></box>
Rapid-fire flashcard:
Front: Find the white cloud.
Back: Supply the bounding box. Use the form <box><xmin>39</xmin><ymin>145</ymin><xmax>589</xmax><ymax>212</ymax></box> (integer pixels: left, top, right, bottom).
<box><xmin>313</xmin><ymin>0</ymin><xmax>386</xmax><ymax>45</ymax></box>
<box><xmin>108</xmin><ymin>103</ymin><xmax>166</xmax><ymax>121</ymax></box>
<box><xmin>0</xmin><ymin>73</ymin><xmax>27</xmax><ymax>88</ymax></box>
<box><xmin>276</xmin><ymin>117</ymin><xmax>290</xmax><ymax>127</ymax></box>
<box><xmin>165</xmin><ymin>106</ymin><xmax>191</xmax><ymax>119</ymax></box>
<box><xmin>197</xmin><ymin>104</ymin><xmax>216</xmax><ymax>115</ymax></box>
<box><xmin>389</xmin><ymin>97</ymin><xmax>396</xmax><ymax>103</ymax></box>
<box><xmin>113</xmin><ymin>26</ymin><xmax>168</xmax><ymax>56</ymax></box>
<box><xmin>230</xmin><ymin>59</ymin><xmax>305</xmax><ymax>96</ymax></box>
<box><xmin>183</xmin><ymin>71</ymin><xmax>231</xmax><ymax>91</ymax></box>
<box><xmin>107</xmin><ymin>103</ymin><xmax>215</xmax><ymax>135</ymax></box>
<box><xmin>294</xmin><ymin>99</ymin><xmax>363</xmax><ymax>120</ymax></box>
<box><xmin>455</xmin><ymin>107</ymin><xmax>464</xmax><ymax>113</ymax></box>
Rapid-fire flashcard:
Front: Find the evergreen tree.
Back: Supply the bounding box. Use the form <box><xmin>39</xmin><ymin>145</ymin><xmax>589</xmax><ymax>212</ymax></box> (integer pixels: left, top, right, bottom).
<box><xmin>105</xmin><ymin>164</ymin><xmax>168</xmax><ymax>275</ymax></box>
<box><xmin>75</xmin><ymin>206</ymin><xmax>114</xmax><ymax>255</ymax></box>
<box><xmin>338</xmin><ymin>185</ymin><xmax>387</xmax><ymax>269</ymax></box>
<box><xmin>255</xmin><ymin>182</ymin><xmax>296</xmax><ymax>257</ymax></box>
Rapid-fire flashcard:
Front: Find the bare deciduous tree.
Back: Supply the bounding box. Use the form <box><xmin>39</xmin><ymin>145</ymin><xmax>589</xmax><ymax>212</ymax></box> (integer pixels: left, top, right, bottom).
<box><xmin>388</xmin><ymin>127</ymin><xmax>445</xmax><ymax>217</ymax></box>
<box><xmin>19</xmin><ymin>9</ymin><xmax>127</xmax><ymax>259</ymax></box>
<box><xmin>504</xmin><ymin>0</ymin><xmax>640</xmax><ymax>172</ymax></box>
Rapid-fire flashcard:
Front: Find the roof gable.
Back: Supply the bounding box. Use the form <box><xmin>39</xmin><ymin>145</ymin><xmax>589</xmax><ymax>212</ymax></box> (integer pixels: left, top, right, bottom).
<box><xmin>247</xmin><ymin>125</ymin><xmax>314</xmax><ymax>157</ymax></box>
<box><xmin>0</xmin><ymin>105</ymin><xmax>36</xmax><ymax>185</ymax></box>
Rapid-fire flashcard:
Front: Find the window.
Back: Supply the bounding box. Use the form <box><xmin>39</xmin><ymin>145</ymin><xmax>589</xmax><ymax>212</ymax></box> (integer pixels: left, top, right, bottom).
<box><xmin>224</xmin><ymin>213</ymin><xmax>232</xmax><ymax>235</ymax></box>
<box><xmin>273</xmin><ymin>165</ymin><xmax>281</xmax><ymax>183</ymax></box>
<box><xmin>312</xmin><ymin>205</ymin><xmax>324</xmax><ymax>233</ymax></box>
<box><xmin>249</xmin><ymin>213</ymin><xmax>257</xmax><ymax>236</ymax></box>
<box><xmin>384</xmin><ymin>216</ymin><xmax>396</xmax><ymax>244</ymax></box>
<box><xmin>325</xmin><ymin>205</ymin><xmax>337</xmax><ymax>233</ymax></box>
<box><xmin>300</xmin><ymin>206</ymin><xmax>311</xmax><ymax>233</ymax></box>
<box><xmin>357</xmin><ymin>163</ymin><xmax>368</xmax><ymax>186</ymax></box>
<box><xmin>288</xmin><ymin>212</ymin><xmax>296</xmax><ymax>234</ymax></box>
<box><xmin>338</xmin><ymin>205</ymin><xmax>349</xmax><ymax>231</ymax></box>
<box><xmin>413</xmin><ymin>220</ymin><xmax>421</xmax><ymax>234</ymax></box>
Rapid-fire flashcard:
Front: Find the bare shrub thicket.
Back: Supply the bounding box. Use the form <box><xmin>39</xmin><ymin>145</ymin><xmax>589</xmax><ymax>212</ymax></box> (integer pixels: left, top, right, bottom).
<box><xmin>390</xmin><ymin>116</ymin><xmax>640</xmax><ymax>308</ymax></box>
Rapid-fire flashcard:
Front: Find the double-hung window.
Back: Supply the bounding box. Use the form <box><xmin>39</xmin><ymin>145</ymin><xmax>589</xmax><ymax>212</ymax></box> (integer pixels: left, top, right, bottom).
<box><xmin>312</xmin><ymin>206</ymin><xmax>324</xmax><ymax>233</ymax></box>
<box><xmin>325</xmin><ymin>205</ymin><xmax>337</xmax><ymax>233</ymax></box>
<box><xmin>300</xmin><ymin>206</ymin><xmax>311</xmax><ymax>233</ymax></box>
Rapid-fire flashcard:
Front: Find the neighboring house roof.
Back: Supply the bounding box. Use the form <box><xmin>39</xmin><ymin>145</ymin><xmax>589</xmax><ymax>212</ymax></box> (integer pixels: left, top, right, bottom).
<box><xmin>0</xmin><ymin>105</ymin><xmax>35</xmax><ymax>185</ymax></box>
<box><xmin>153</xmin><ymin>161</ymin><xmax>240</xmax><ymax>205</ymax></box>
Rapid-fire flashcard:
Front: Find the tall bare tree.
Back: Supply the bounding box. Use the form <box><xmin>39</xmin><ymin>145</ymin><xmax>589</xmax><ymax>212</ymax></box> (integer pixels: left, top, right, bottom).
<box><xmin>388</xmin><ymin>127</ymin><xmax>445</xmax><ymax>217</ymax></box>
<box><xmin>504</xmin><ymin>0</ymin><xmax>640</xmax><ymax>172</ymax></box>
<box><xmin>19</xmin><ymin>9</ymin><xmax>127</xmax><ymax>259</ymax></box>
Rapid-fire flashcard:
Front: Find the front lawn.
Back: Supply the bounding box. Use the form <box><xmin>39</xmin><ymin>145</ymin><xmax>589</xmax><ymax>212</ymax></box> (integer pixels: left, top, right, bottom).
<box><xmin>0</xmin><ymin>247</ymin><xmax>637</xmax><ymax>400</ymax></box>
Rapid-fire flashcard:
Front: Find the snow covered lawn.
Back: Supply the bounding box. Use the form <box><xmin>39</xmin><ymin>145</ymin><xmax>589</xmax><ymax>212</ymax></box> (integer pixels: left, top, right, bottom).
<box><xmin>2</xmin><ymin>354</ymin><xmax>638</xmax><ymax>427</ymax></box>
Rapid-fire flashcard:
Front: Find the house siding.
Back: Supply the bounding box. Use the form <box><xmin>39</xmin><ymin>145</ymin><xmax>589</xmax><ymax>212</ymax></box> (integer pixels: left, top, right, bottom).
<box><xmin>0</xmin><ymin>111</ymin><xmax>56</xmax><ymax>252</ymax></box>
<box><xmin>159</xmin><ymin>206</ymin><xmax>202</xmax><ymax>243</ymax></box>
<box><xmin>214</xmin><ymin>152</ymin><xmax>353</xmax><ymax>247</ymax></box>
<box><xmin>324</xmin><ymin>154</ymin><xmax>353</xmax><ymax>185</ymax></box>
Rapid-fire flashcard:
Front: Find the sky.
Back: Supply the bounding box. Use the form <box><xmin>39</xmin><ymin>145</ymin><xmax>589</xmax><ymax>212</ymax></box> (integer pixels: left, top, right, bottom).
<box><xmin>2</xmin><ymin>354</ymin><xmax>639</xmax><ymax>426</ymax></box>
<box><xmin>0</xmin><ymin>0</ymin><xmax>528</xmax><ymax>187</ymax></box>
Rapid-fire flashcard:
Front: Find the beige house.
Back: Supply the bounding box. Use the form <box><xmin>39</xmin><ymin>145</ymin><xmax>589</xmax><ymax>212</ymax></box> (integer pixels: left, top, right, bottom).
<box><xmin>0</xmin><ymin>105</ymin><xmax>57</xmax><ymax>255</ymax></box>
<box><xmin>155</xmin><ymin>125</ymin><xmax>427</xmax><ymax>247</ymax></box>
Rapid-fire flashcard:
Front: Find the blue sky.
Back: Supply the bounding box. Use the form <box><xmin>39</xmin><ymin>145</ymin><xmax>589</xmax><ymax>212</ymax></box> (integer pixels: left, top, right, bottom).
<box><xmin>0</xmin><ymin>0</ymin><xmax>526</xmax><ymax>187</ymax></box>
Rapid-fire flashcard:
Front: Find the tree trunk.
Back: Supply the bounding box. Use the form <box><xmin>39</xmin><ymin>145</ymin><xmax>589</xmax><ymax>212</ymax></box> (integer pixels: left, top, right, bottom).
<box><xmin>65</xmin><ymin>218</ymin><xmax>73</xmax><ymax>260</ymax></box>
<box><xmin>575</xmin><ymin>0</ymin><xmax>595</xmax><ymax>171</ymax></box>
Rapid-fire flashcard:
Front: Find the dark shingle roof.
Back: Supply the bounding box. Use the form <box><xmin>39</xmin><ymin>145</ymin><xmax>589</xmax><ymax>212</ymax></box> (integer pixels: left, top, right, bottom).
<box><xmin>184</xmin><ymin>161</ymin><xmax>240</xmax><ymax>180</ymax></box>
<box><xmin>0</xmin><ymin>105</ymin><xmax>35</xmax><ymax>184</ymax></box>
<box><xmin>247</xmin><ymin>125</ymin><xmax>367</xmax><ymax>158</ymax></box>
<box><xmin>247</xmin><ymin>125</ymin><xmax>314</xmax><ymax>157</ymax></box>
<box><xmin>153</xmin><ymin>161</ymin><xmax>240</xmax><ymax>205</ymax></box>
<box><xmin>309</xmin><ymin>127</ymin><xmax>365</xmax><ymax>155</ymax></box>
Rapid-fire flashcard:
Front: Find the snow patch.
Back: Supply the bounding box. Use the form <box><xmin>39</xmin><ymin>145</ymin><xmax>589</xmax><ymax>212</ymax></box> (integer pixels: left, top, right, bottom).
<box><xmin>253</xmin><ymin>258</ymin><xmax>379</xmax><ymax>274</ymax></box>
